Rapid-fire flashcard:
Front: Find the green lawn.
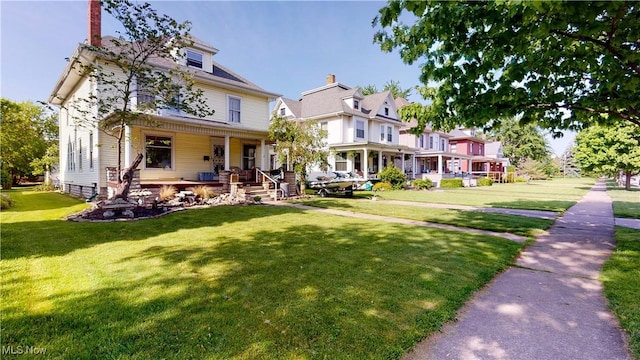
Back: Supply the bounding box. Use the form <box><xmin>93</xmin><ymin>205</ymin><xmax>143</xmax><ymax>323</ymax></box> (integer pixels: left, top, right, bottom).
<box><xmin>602</xmin><ymin>226</ymin><xmax>640</xmax><ymax>359</ymax></box>
<box><xmin>355</xmin><ymin>178</ymin><xmax>595</xmax><ymax>212</ymax></box>
<box><xmin>606</xmin><ymin>180</ymin><xmax>640</xmax><ymax>219</ymax></box>
<box><xmin>1</xmin><ymin>190</ymin><xmax>523</xmax><ymax>359</ymax></box>
<box><xmin>293</xmin><ymin>198</ymin><xmax>553</xmax><ymax>237</ymax></box>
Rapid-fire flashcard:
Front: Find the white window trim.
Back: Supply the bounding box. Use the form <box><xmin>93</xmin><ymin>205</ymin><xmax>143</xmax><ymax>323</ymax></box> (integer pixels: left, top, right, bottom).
<box><xmin>380</xmin><ymin>124</ymin><xmax>385</xmax><ymax>142</ymax></box>
<box><xmin>227</xmin><ymin>95</ymin><xmax>242</xmax><ymax>124</ymax></box>
<box><xmin>355</xmin><ymin>120</ymin><xmax>365</xmax><ymax>140</ymax></box>
<box><xmin>186</xmin><ymin>49</ymin><xmax>204</xmax><ymax>69</ymax></box>
<box><xmin>143</xmin><ymin>132</ymin><xmax>176</xmax><ymax>170</ymax></box>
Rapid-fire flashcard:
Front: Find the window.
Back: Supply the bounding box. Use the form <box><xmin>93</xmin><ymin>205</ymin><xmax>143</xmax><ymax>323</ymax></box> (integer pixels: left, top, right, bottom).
<box><xmin>380</xmin><ymin>125</ymin><xmax>385</xmax><ymax>141</ymax></box>
<box><xmin>356</xmin><ymin>120</ymin><xmax>365</xmax><ymax>139</ymax></box>
<box><xmin>334</xmin><ymin>152</ymin><xmax>347</xmax><ymax>171</ymax></box>
<box><xmin>89</xmin><ymin>132</ymin><xmax>94</xmax><ymax>170</ymax></box>
<box><xmin>384</xmin><ymin>107</ymin><xmax>389</xmax><ymax>116</ymax></box>
<box><xmin>136</xmin><ymin>80</ymin><xmax>154</xmax><ymax>108</ymax></box>
<box><xmin>419</xmin><ymin>135</ymin><xmax>425</xmax><ymax>148</ymax></box>
<box><xmin>440</xmin><ymin>139</ymin><xmax>446</xmax><ymax>151</ymax></box>
<box><xmin>280</xmin><ymin>107</ymin><xmax>286</xmax><ymax>116</ymax></box>
<box><xmin>145</xmin><ymin>135</ymin><xmax>173</xmax><ymax>169</ymax></box>
<box><xmin>354</xmin><ymin>100</ymin><xmax>360</xmax><ymax>110</ymax></box>
<box><xmin>78</xmin><ymin>138</ymin><xmax>83</xmax><ymax>171</ymax></box>
<box><xmin>469</xmin><ymin>143</ymin><xmax>473</xmax><ymax>153</ymax></box>
<box><xmin>67</xmin><ymin>137</ymin><xmax>75</xmax><ymax>171</ymax></box>
<box><xmin>228</xmin><ymin>96</ymin><xmax>241</xmax><ymax>123</ymax></box>
<box><xmin>186</xmin><ymin>49</ymin><xmax>203</xmax><ymax>69</ymax></box>
<box><xmin>429</xmin><ymin>136</ymin><xmax>434</xmax><ymax>149</ymax></box>
<box><xmin>387</xmin><ymin>126</ymin><xmax>392</xmax><ymax>142</ymax></box>
<box><xmin>479</xmin><ymin>144</ymin><xmax>484</xmax><ymax>154</ymax></box>
<box><xmin>320</xmin><ymin>122</ymin><xmax>328</xmax><ymax>132</ymax></box>
<box><xmin>450</xmin><ymin>143</ymin><xmax>457</xmax><ymax>153</ymax></box>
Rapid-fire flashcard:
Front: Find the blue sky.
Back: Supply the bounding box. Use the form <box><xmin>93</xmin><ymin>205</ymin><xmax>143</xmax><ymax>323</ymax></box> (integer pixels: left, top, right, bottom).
<box><xmin>0</xmin><ymin>0</ymin><xmax>573</xmax><ymax>155</ymax></box>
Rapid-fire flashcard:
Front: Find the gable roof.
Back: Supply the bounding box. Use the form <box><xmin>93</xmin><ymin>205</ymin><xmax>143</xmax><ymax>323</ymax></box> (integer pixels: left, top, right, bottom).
<box><xmin>281</xmin><ymin>97</ymin><xmax>302</xmax><ymax>118</ymax></box>
<box><xmin>484</xmin><ymin>141</ymin><xmax>502</xmax><ymax>156</ymax></box>
<box><xmin>49</xmin><ymin>35</ymin><xmax>279</xmax><ymax>105</ymax></box>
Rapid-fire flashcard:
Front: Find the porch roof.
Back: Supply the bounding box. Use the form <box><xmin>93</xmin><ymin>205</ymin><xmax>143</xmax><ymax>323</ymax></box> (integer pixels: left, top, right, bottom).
<box><xmin>328</xmin><ymin>142</ymin><xmax>414</xmax><ymax>153</ymax></box>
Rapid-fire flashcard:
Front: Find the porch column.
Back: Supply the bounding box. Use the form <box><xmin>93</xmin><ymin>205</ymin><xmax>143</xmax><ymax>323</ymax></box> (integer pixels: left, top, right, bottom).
<box><xmin>363</xmin><ymin>148</ymin><xmax>369</xmax><ymax>180</ymax></box>
<box><xmin>260</xmin><ymin>139</ymin><xmax>266</xmax><ymax>170</ymax></box>
<box><xmin>224</xmin><ymin>135</ymin><xmax>230</xmax><ymax>170</ymax></box>
<box><xmin>378</xmin><ymin>151</ymin><xmax>383</xmax><ymax>172</ymax></box>
<box><xmin>401</xmin><ymin>152</ymin><xmax>406</xmax><ymax>174</ymax></box>
<box><xmin>124</xmin><ymin>125</ymin><xmax>132</xmax><ymax>166</ymax></box>
<box><xmin>468</xmin><ymin>159</ymin><xmax>472</xmax><ymax>174</ymax></box>
<box><xmin>412</xmin><ymin>155</ymin><xmax>416</xmax><ymax>178</ymax></box>
<box><xmin>437</xmin><ymin>154</ymin><xmax>443</xmax><ymax>174</ymax></box>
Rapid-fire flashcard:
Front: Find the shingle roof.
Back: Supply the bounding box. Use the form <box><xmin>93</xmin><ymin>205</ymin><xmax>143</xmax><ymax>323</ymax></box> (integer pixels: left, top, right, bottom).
<box><xmin>281</xmin><ymin>98</ymin><xmax>302</xmax><ymax>118</ymax></box>
<box><xmin>484</xmin><ymin>141</ymin><xmax>502</xmax><ymax>156</ymax></box>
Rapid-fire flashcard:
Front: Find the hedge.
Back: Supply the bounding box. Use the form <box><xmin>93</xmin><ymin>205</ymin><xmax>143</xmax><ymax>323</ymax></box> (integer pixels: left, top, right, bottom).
<box><xmin>477</xmin><ymin>177</ymin><xmax>493</xmax><ymax>186</ymax></box>
<box><xmin>412</xmin><ymin>178</ymin><xmax>433</xmax><ymax>190</ymax></box>
<box><xmin>440</xmin><ymin>179</ymin><xmax>463</xmax><ymax>188</ymax></box>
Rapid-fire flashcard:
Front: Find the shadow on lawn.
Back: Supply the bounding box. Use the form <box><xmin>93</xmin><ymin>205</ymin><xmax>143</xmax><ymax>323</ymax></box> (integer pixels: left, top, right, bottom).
<box><xmin>2</xmin><ymin>220</ymin><xmax>521</xmax><ymax>359</ymax></box>
<box><xmin>486</xmin><ymin>199</ymin><xmax>576</xmax><ymax>212</ymax></box>
<box><xmin>0</xmin><ymin>205</ymin><xmax>296</xmax><ymax>260</ymax></box>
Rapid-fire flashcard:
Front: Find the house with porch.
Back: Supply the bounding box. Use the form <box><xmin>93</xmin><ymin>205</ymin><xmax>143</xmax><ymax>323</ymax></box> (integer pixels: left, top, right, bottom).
<box><xmin>272</xmin><ymin>75</ymin><xmax>413</xmax><ymax>180</ymax></box>
<box><xmin>49</xmin><ymin>1</ymin><xmax>280</xmax><ymax>199</ymax></box>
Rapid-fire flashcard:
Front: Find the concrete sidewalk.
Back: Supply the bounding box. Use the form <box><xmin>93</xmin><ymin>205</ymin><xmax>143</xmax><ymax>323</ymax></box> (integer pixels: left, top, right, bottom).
<box><xmin>405</xmin><ymin>180</ymin><xmax>632</xmax><ymax>360</ymax></box>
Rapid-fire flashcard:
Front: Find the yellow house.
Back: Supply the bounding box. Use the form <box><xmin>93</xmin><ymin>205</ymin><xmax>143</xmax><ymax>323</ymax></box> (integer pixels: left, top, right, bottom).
<box><xmin>48</xmin><ymin>3</ymin><xmax>279</xmax><ymax>199</ymax></box>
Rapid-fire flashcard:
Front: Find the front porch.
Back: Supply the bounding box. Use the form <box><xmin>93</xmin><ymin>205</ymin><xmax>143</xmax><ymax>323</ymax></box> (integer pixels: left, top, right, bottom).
<box><xmin>330</xmin><ymin>144</ymin><xmax>414</xmax><ymax>180</ymax></box>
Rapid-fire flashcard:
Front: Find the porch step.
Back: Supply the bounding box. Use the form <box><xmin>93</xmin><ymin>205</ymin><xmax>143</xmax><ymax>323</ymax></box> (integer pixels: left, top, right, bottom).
<box><xmin>244</xmin><ymin>185</ymin><xmax>275</xmax><ymax>201</ymax></box>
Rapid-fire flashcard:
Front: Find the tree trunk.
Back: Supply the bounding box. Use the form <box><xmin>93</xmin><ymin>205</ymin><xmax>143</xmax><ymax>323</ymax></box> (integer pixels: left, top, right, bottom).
<box><xmin>114</xmin><ymin>153</ymin><xmax>143</xmax><ymax>200</ymax></box>
<box><xmin>625</xmin><ymin>170</ymin><xmax>632</xmax><ymax>191</ymax></box>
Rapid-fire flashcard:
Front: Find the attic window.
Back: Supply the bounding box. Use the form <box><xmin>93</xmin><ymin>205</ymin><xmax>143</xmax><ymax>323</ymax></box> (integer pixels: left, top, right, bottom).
<box><xmin>354</xmin><ymin>100</ymin><xmax>360</xmax><ymax>110</ymax></box>
<box><xmin>384</xmin><ymin>107</ymin><xmax>389</xmax><ymax>116</ymax></box>
<box><xmin>280</xmin><ymin>107</ymin><xmax>286</xmax><ymax>116</ymax></box>
<box><xmin>186</xmin><ymin>50</ymin><xmax>203</xmax><ymax>69</ymax></box>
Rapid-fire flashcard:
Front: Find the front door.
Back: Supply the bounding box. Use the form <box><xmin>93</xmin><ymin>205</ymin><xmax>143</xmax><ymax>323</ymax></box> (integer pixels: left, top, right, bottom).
<box><xmin>243</xmin><ymin>145</ymin><xmax>256</xmax><ymax>169</ymax></box>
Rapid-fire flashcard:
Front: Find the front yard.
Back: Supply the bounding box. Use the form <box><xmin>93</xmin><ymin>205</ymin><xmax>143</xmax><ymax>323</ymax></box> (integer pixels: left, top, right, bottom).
<box><xmin>2</xmin><ymin>190</ymin><xmax>522</xmax><ymax>359</ymax></box>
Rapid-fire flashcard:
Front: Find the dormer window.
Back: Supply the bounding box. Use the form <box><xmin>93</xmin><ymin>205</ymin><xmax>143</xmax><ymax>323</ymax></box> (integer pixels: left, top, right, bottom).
<box><xmin>384</xmin><ymin>107</ymin><xmax>389</xmax><ymax>116</ymax></box>
<box><xmin>354</xmin><ymin>100</ymin><xmax>360</xmax><ymax>110</ymax></box>
<box><xmin>186</xmin><ymin>49</ymin><xmax>203</xmax><ymax>69</ymax></box>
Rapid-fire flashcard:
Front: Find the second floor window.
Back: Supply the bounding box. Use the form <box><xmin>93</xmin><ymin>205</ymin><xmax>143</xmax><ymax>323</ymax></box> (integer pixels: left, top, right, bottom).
<box><xmin>419</xmin><ymin>135</ymin><xmax>425</xmax><ymax>148</ymax></box>
<box><xmin>380</xmin><ymin>125</ymin><xmax>385</xmax><ymax>141</ymax></box>
<box><xmin>354</xmin><ymin>100</ymin><xmax>360</xmax><ymax>110</ymax></box>
<box><xmin>186</xmin><ymin>50</ymin><xmax>203</xmax><ymax>69</ymax></box>
<box><xmin>228</xmin><ymin>96</ymin><xmax>241</xmax><ymax>123</ymax></box>
<box><xmin>387</xmin><ymin>126</ymin><xmax>392</xmax><ymax>142</ymax></box>
<box><xmin>356</xmin><ymin>120</ymin><xmax>365</xmax><ymax>139</ymax></box>
<box><xmin>440</xmin><ymin>139</ymin><xmax>446</xmax><ymax>151</ymax></box>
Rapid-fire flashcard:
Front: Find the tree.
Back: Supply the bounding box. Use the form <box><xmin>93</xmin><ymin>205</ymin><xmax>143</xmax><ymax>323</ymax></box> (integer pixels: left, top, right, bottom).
<box><xmin>487</xmin><ymin>117</ymin><xmax>551</xmax><ymax>168</ymax></box>
<box><xmin>574</xmin><ymin>123</ymin><xmax>640</xmax><ymax>190</ymax></box>
<box><xmin>65</xmin><ymin>0</ymin><xmax>214</xmax><ymax>198</ymax></box>
<box><xmin>0</xmin><ymin>99</ymin><xmax>58</xmax><ymax>189</ymax></box>
<box><xmin>268</xmin><ymin>114</ymin><xmax>330</xmax><ymax>194</ymax></box>
<box><xmin>374</xmin><ymin>1</ymin><xmax>639</xmax><ymax>135</ymax></box>
<box><xmin>360</xmin><ymin>84</ymin><xmax>379</xmax><ymax>96</ymax></box>
<box><xmin>559</xmin><ymin>144</ymin><xmax>581</xmax><ymax>178</ymax></box>
<box><xmin>383</xmin><ymin>80</ymin><xmax>412</xmax><ymax>99</ymax></box>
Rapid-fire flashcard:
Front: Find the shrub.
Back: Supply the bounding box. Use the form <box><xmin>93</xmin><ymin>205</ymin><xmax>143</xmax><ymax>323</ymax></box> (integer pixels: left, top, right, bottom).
<box><xmin>378</xmin><ymin>165</ymin><xmax>406</xmax><ymax>190</ymax></box>
<box><xmin>477</xmin><ymin>177</ymin><xmax>493</xmax><ymax>186</ymax></box>
<box><xmin>159</xmin><ymin>185</ymin><xmax>177</xmax><ymax>201</ymax></box>
<box><xmin>1</xmin><ymin>193</ymin><xmax>14</xmax><ymax>209</ymax></box>
<box><xmin>515</xmin><ymin>177</ymin><xmax>527</xmax><ymax>183</ymax></box>
<box><xmin>34</xmin><ymin>182</ymin><xmax>57</xmax><ymax>192</ymax></box>
<box><xmin>191</xmin><ymin>185</ymin><xmax>213</xmax><ymax>201</ymax></box>
<box><xmin>412</xmin><ymin>178</ymin><xmax>433</xmax><ymax>190</ymax></box>
<box><xmin>372</xmin><ymin>182</ymin><xmax>393</xmax><ymax>192</ymax></box>
<box><xmin>440</xmin><ymin>179</ymin><xmax>463</xmax><ymax>188</ymax></box>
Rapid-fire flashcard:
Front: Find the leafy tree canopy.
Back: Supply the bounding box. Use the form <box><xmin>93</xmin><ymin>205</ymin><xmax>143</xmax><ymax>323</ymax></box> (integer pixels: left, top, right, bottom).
<box><xmin>486</xmin><ymin>117</ymin><xmax>550</xmax><ymax>168</ymax></box>
<box><xmin>574</xmin><ymin>122</ymin><xmax>640</xmax><ymax>190</ymax></box>
<box><xmin>374</xmin><ymin>1</ymin><xmax>639</xmax><ymax>135</ymax></box>
<box><xmin>268</xmin><ymin>114</ymin><xmax>330</xmax><ymax>191</ymax></box>
<box><xmin>359</xmin><ymin>80</ymin><xmax>413</xmax><ymax>99</ymax></box>
<box><xmin>1</xmin><ymin>99</ymin><xmax>58</xmax><ymax>188</ymax></box>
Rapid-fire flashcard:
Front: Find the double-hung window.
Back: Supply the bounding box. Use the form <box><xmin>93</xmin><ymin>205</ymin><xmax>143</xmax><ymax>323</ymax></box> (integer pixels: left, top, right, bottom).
<box><xmin>186</xmin><ymin>50</ymin><xmax>203</xmax><ymax>69</ymax></box>
<box><xmin>419</xmin><ymin>135</ymin><xmax>425</xmax><ymax>149</ymax></box>
<box><xmin>355</xmin><ymin>120</ymin><xmax>365</xmax><ymax>140</ymax></box>
<box><xmin>228</xmin><ymin>96</ymin><xmax>241</xmax><ymax>123</ymax></box>
<box><xmin>380</xmin><ymin>125</ymin><xmax>385</xmax><ymax>141</ymax></box>
<box><xmin>440</xmin><ymin>139</ymin><xmax>446</xmax><ymax>151</ymax></box>
<box><xmin>89</xmin><ymin>132</ymin><xmax>94</xmax><ymax>170</ymax></box>
<box><xmin>145</xmin><ymin>135</ymin><xmax>173</xmax><ymax>169</ymax></box>
<box><xmin>386</xmin><ymin>126</ymin><xmax>392</xmax><ymax>142</ymax></box>
<box><xmin>334</xmin><ymin>152</ymin><xmax>347</xmax><ymax>171</ymax></box>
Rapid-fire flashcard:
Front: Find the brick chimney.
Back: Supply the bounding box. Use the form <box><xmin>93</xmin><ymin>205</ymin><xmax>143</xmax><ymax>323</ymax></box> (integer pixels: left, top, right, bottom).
<box><xmin>88</xmin><ymin>0</ymin><xmax>101</xmax><ymax>46</ymax></box>
<box><xmin>326</xmin><ymin>74</ymin><xmax>336</xmax><ymax>84</ymax></box>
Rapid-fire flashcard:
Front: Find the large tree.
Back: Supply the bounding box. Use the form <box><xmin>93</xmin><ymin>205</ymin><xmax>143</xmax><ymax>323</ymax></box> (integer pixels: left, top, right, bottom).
<box><xmin>359</xmin><ymin>80</ymin><xmax>413</xmax><ymax>99</ymax></box>
<box><xmin>574</xmin><ymin>123</ymin><xmax>640</xmax><ymax>190</ymax></box>
<box><xmin>64</xmin><ymin>0</ymin><xmax>214</xmax><ymax>197</ymax></box>
<box><xmin>487</xmin><ymin>117</ymin><xmax>551</xmax><ymax>168</ymax></box>
<box><xmin>0</xmin><ymin>99</ymin><xmax>57</xmax><ymax>189</ymax></box>
<box><xmin>374</xmin><ymin>1</ymin><xmax>639</xmax><ymax>135</ymax></box>
<box><xmin>268</xmin><ymin>114</ymin><xmax>330</xmax><ymax>194</ymax></box>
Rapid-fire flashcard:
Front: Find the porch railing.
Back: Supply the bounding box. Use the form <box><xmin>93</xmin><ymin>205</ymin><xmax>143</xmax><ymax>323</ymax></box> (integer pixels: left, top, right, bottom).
<box><xmin>255</xmin><ymin>168</ymin><xmax>284</xmax><ymax>201</ymax></box>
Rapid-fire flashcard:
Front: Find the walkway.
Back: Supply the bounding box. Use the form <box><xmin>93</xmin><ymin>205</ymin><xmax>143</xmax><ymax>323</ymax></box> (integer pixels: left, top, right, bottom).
<box><xmin>405</xmin><ymin>180</ymin><xmax>631</xmax><ymax>360</ymax></box>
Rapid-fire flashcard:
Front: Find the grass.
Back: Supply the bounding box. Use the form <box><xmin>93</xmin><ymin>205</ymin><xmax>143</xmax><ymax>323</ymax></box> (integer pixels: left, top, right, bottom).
<box><xmin>293</xmin><ymin>198</ymin><xmax>553</xmax><ymax>237</ymax></box>
<box><xmin>602</xmin><ymin>226</ymin><xmax>640</xmax><ymax>359</ymax></box>
<box><xmin>1</xmin><ymin>189</ymin><xmax>523</xmax><ymax>359</ymax></box>
<box><xmin>605</xmin><ymin>180</ymin><xmax>640</xmax><ymax>219</ymax></box>
<box><xmin>355</xmin><ymin>177</ymin><xmax>595</xmax><ymax>212</ymax></box>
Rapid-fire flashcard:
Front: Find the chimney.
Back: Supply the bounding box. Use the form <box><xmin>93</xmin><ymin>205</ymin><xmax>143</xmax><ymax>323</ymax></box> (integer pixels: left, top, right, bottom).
<box><xmin>88</xmin><ymin>0</ymin><xmax>101</xmax><ymax>46</ymax></box>
<box><xmin>326</xmin><ymin>74</ymin><xmax>336</xmax><ymax>84</ymax></box>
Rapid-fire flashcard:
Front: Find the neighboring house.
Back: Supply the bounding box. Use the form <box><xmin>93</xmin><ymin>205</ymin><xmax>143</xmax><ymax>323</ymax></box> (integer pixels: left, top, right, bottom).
<box><xmin>484</xmin><ymin>141</ymin><xmax>510</xmax><ymax>173</ymax></box>
<box><xmin>272</xmin><ymin>75</ymin><xmax>412</xmax><ymax>179</ymax></box>
<box><xmin>49</xmin><ymin>3</ymin><xmax>279</xmax><ymax>198</ymax></box>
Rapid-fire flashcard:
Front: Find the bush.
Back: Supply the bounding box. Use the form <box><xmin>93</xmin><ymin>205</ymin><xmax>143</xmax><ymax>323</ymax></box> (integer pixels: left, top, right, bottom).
<box><xmin>440</xmin><ymin>179</ymin><xmax>463</xmax><ymax>188</ymax></box>
<box><xmin>412</xmin><ymin>178</ymin><xmax>433</xmax><ymax>190</ymax></box>
<box><xmin>34</xmin><ymin>182</ymin><xmax>57</xmax><ymax>192</ymax></box>
<box><xmin>378</xmin><ymin>165</ymin><xmax>406</xmax><ymax>190</ymax></box>
<box><xmin>1</xmin><ymin>193</ymin><xmax>14</xmax><ymax>209</ymax></box>
<box><xmin>515</xmin><ymin>177</ymin><xmax>527</xmax><ymax>183</ymax></box>
<box><xmin>477</xmin><ymin>177</ymin><xmax>493</xmax><ymax>186</ymax></box>
<box><xmin>191</xmin><ymin>185</ymin><xmax>213</xmax><ymax>201</ymax></box>
<box><xmin>372</xmin><ymin>182</ymin><xmax>393</xmax><ymax>192</ymax></box>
